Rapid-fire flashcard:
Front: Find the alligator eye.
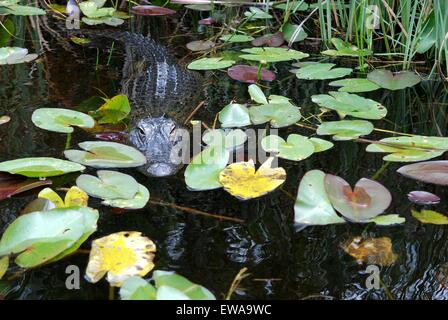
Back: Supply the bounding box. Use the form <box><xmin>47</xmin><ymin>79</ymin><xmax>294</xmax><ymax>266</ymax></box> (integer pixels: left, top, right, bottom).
<box><xmin>138</xmin><ymin>127</ymin><xmax>145</xmax><ymax>136</ymax></box>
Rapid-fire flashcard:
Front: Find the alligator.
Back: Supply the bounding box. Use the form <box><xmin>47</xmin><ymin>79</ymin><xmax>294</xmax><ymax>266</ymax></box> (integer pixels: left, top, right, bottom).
<box><xmin>72</xmin><ymin>30</ymin><xmax>203</xmax><ymax>177</ymax></box>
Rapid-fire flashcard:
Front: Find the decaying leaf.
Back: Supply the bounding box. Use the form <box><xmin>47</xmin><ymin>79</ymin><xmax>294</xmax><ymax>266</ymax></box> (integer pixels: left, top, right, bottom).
<box><xmin>85</xmin><ymin>231</ymin><xmax>156</xmax><ymax>287</ymax></box>
<box><xmin>38</xmin><ymin>186</ymin><xmax>88</xmax><ymax>208</ymax></box>
<box><xmin>341</xmin><ymin>236</ymin><xmax>397</xmax><ymax>266</ymax></box>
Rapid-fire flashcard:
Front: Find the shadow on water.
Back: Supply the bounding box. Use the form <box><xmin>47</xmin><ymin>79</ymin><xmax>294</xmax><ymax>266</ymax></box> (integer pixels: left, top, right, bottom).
<box><xmin>1</xmin><ymin>13</ymin><xmax>448</xmax><ymax>300</ymax></box>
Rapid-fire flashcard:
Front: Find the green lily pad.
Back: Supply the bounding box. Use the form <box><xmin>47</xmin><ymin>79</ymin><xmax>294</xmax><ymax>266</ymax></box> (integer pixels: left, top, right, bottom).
<box><xmin>282</xmin><ymin>23</ymin><xmax>308</xmax><ymax>43</ymax></box>
<box><xmin>293</xmin><ymin>63</ymin><xmax>352</xmax><ymax>80</ymax></box>
<box><xmin>120</xmin><ymin>276</ymin><xmax>156</xmax><ymax>300</ymax></box>
<box><xmin>321</xmin><ymin>38</ymin><xmax>372</xmax><ymax>57</ymax></box>
<box><xmin>89</xmin><ymin>94</ymin><xmax>130</xmax><ymax>124</ymax></box>
<box><xmin>186</xmin><ymin>40</ymin><xmax>215</xmax><ymax>52</ymax></box>
<box><xmin>1</xmin><ymin>4</ymin><xmax>46</xmax><ymax>16</ymax></box>
<box><xmin>309</xmin><ymin>137</ymin><xmax>334</xmax><ymax>152</ymax></box>
<box><xmin>0</xmin><ymin>256</ymin><xmax>7</xmax><ymax>279</ymax></box>
<box><xmin>411</xmin><ymin>209</ymin><xmax>448</xmax><ymax>225</ymax></box>
<box><xmin>0</xmin><ymin>207</ymin><xmax>98</xmax><ymax>268</ymax></box>
<box><xmin>187</xmin><ymin>57</ymin><xmax>235</xmax><ymax>70</ymax></box>
<box><xmin>220</xmin><ymin>34</ymin><xmax>254</xmax><ymax>43</ymax></box>
<box><xmin>82</xmin><ymin>16</ymin><xmax>124</xmax><ymax>26</ymax></box>
<box><xmin>329</xmin><ymin>78</ymin><xmax>380</xmax><ymax>92</ymax></box>
<box><xmin>79</xmin><ymin>1</ymin><xmax>115</xmax><ymax>18</ymax></box>
<box><xmin>367</xmin><ymin>70</ymin><xmax>421</xmax><ymax>91</ymax></box>
<box><xmin>370</xmin><ymin>214</ymin><xmax>405</xmax><ymax>226</ymax></box>
<box><xmin>64</xmin><ymin>141</ymin><xmax>147</xmax><ymax>168</ymax></box>
<box><xmin>202</xmin><ymin>129</ymin><xmax>247</xmax><ymax>149</ymax></box>
<box><xmin>261</xmin><ymin>134</ymin><xmax>314</xmax><ymax>161</ymax></box>
<box><xmin>184</xmin><ymin>146</ymin><xmax>229</xmax><ymax>191</ymax></box>
<box><xmin>244</xmin><ymin>7</ymin><xmax>272</xmax><ymax>20</ymax></box>
<box><xmin>249</xmin><ymin>97</ymin><xmax>302</xmax><ymax>128</ymax></box>
<box><xmin>102</xmin><ymin>184</ymin><xmax>150</xmax><ymax>209</ymax></box>
<box><xmin>324</xmin><ymin>174</ymin><xmax>392</xmax><ymax>222</ymax></box>
<box><xmin>316</xmin><ymin>120</ymin><xmax>374</xmax><ymax>140</ymax></box>
<box><xmin>32</xmin><ymin>108</ymin><xmax>95</xmax><ymax>133</ymax></box>
<box><xmin>294</xmin><ymin>170</ymin><xmax>346</xmax><ymax>226</ymax></box>
<box><xmin>239</xmin><ymin>47</ymin><xmax>309</xmax><ymax>63</ymax></box>
<box><xmin>366</xmin><ymin>136</ymin><xmax>448</xmax><ymax>162</ymax></box>
<box><xmin>0</xmin><ymin>47</ymin><xmax>38</xmax><ymax>65</ymax></box>
<box><xmin>311</xmin><ymin>91</ymin><xmax>387</xmax><ymax>120</ymax></box>
<box><xmin>248</xmin><ymin>84</ymin><xmax>268</xmax><ymax>104</ymax></box>
<box><xmin>76</xmin><ymin>170</ymin><xmax>139</xmax><ymax>200</ymax></box>
<box><xmin>218</xmin><ymin>103</ymin><xmax>251</xmax><ymax>128</ymax></box>
<box><xmin>0</xmin><ymin>157</ymin><xmax>85</xmax><ymax>178</ymax></box>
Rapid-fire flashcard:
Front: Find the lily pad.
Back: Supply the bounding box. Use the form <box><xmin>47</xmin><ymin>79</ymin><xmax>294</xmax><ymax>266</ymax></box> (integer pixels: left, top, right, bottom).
<box><xmin>0</xmin><ymin>157</ymin><xmax>85</xmax><ymax>178</ymax></box>
<box><xmin>407</xmin><ymin>191</ymin><xmax>440</xmax><ymax>205</ymax></box>
<box><xmin>186</xmin><ymin>40</ymin><xmax>215</xmax><ymax>52</ymax></box>
<box><xmin>282</xmin><ymin>23</ymin><xmax>308</xmax><ymax>43</ymax></box>
<box><xmin>249</xmin><ymin>99</ymin><xmax>302</xmax><ymax>128</ymax></box>
<box><xmin>311</xmin><ymin>91</ymin><xmax>387</xmax><ymax>120</ymax></box>
<box><xmin>293</xmin><ymin>63</ymin><xmax>352</xmax><ymax>80</ymax></box>
<box><xmin>244</xmin><ymin>7</ymin><xmax>272</xmax><ymax>20</ymax></box>
<box><xmin>153</xmin><ymin>271</ymin><xmax>216</xmax><ymax>300</ymax></box>
<box><xmin>366</xmin><ymin>136</ymin><xmax>448</xmax><ymax>162</ymax></box>
<box><xmin>239</xmin><ymin>47</ymin><xmax>309</xmax><ymax>63</ymax></box>
<box><xmin>218</xmin><ymin>157</ymin><xmax>286</xmax><ymax>200</ymax></box>
<box><xmin>184</xmin><ymin>146</ymin><xmax>229</xmax><ymax>191</ymax></box>
<box><xmin>0</xmin><ymin>4</ymin><xmax>45</xmax><ymax>16</ymax></box>
<box><xmin>294</xmin><ymin>170</ymin><xmax>346</xmax><ymax>226</ymax></box>
<box><xmin>329</xmin><ymin>78</ymin><xmax>380</xmax><ymax>92</ymax></box>
<box><xmin>251</xmin><ymin>32</ymin><xmax>284</xmax><ymax>47</ymax></box>
<box><xmin>218</xmin><ymin>103</ymin><xmax>251</xmax><ymax>128</ymax></box>
<box><xmin>32</xmin><ymin>108</ymin><xmax>95</xmax><ymax>133</ymax></box>
<box><xmin>0</xmin><ymin>172</ymin><xmax>52</xmax><ymax>201</ymax></box>
<box><xmin>411</xmin><ymin>209</ymin><xmax>448</xmax><ymax>225</ymax></box>
<box><xmin>220</xmin><ymin>34</ymin><xmax>254</xmax><ymax>43</ymax></box>
<box><xmin>370</xmin><ymin>214</ymin><xmax>406</xmax><ymax>226</ymax></box>
<box><xmin>261</xmin><ymin>134</ymin><xmax>314</xmax><ymax>161</ymax></box>
<box><xmin>322</xmin><ymin>38</ymin><xmax>372</xmax><ymax>57</ymax></box>
<box><xmin>397</xmin><ymin>161</ymin><xmax>448</xmax><ymax>185</ymax></box>
<box><xmin>227</xmin><ymin>65</ymin><xmax>276</xmax><ymax>83</ymax></box>
<box><xmin>0</xmin><ymin>47</ymin><xmax>38</xmax><ymax>65</ymax></box>
<box><xmin>79</xmin><ymin>0</ymin><xmax>114</xmax><ymax>18</ymax></box>
<box><xmin>324</xmin><ymin>174</ymin><xmax>392</xmax><ymax>222</ymax></box>
<box><xmin>248</xmin><ymin>84</ymin><xmax>268</xmax><ymax>104</ymax></box>
<box><xmin>202</xmin><ymin>129</ymin><xmax>247</xmax><ymax>149</ymax></box>
<box><xmin>64</xmin><ymin>141</ymin><xmax>147</xmax><ymax>168</ymax></box>
<box><xmin>38</xmin><ymin>186</ymin><xmax>88</xmax><ymax>208</ymax></box>
<box><xmin>198</xmin><ymin>17</ymin><xmax>216</xmax><ymax>25</ymax></box>
<box><xmin>120</xmin><ymin>276</ymin><xmax>156</xmax><ymax>300</ymax></box>
<box><xmin>0</xmin><ymin>256</ymin><xmax>7</xmax><ymax>279</ymax></box>
<box><xmin>367</xmin><ymin>70</ymin><xmax>421</xmax><ymax>91</ymax></box>
<box><xmin>89</xmin><ymin>94</ymin><xmax>130</xmax><ymax>125</ymax></box>
<box><xmin>82</xmin><ymin>16</ymin><xmax>124</xmax><ymax>26</ymax></box>
<box><xmin>187</xmin><ymin>57</ymin><xmax>235</xmax><ymax>70</ymax></box>
<box><xmin>102</xmin><ymin>184</ymin><xmax>150</xmax><ymax>209</ymax></box>
<box><xmin>85</xmin><ymin>231</ymin><xmax>156</xmax><ymax>287</ymax></box>
<box><xmin>316</xmin><ymin>120</ymin><xmax>374</xmax><ymax>140</ymax></box>
<box><xmin>341</xmin><ymin>236</ymin><xmax>397</xmax><ymax>266</ymax></box>
<box><xmin>130</xmin><ymin>5</ymin><xmax>176</xmax><ymax>16</ymax></box>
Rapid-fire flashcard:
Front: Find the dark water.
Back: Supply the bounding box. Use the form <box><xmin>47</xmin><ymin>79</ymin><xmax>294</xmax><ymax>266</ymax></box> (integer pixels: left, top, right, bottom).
<box><xmin>1</xmin><ymin>13</ymin><xmax>448</xmax><ymax>300</ymax></box>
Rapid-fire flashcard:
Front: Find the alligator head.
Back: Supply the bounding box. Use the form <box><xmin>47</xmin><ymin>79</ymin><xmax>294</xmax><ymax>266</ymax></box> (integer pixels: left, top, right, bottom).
<box><xmin>128</xmin><ymin>116</ymin><xmax>187</xmax><ymax>177</ymax></box>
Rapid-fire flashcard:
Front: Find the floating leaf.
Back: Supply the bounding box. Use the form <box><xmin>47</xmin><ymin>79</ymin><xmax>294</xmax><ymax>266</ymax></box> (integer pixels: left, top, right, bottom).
<box><xmin>227</xmin><ymin>65</ymin><xmax>276</xmax><ymax>83</ymax></box>
<box><xmin>220</xmin><ymin>34</ymin><xmax>254</xmax><ymax>43</ymax></box>
<box><xmin>370</xmin><ymin>214</ymin><xmax>405</xmax><ymax>226</ymax></box>
<box><xmin>0</xmin><ymin>115</ymin><xmax>10</xmax><ymax>125</ymax></box>
<box><xmin>0</xmin><ymin>157</ymin><xmax>85</xmax><ymax>178</ymax></box>
<box><xmin>20</xmin><ymin>198</ymin><xmax>56</xmax><ymax>215</ymax></box>
<box><xmin>219</xmin><ymin>157</ymin><xmax>286</xmax><ymax>200</ymax></box>
<box><xmin>412</xmin><ymin>209</ymin><xmax>448</xmax><ymax>225</ymax></box>
<box><xmin>367</xmin><ymin>70</ymin><xmax>421</xmax><ymax>91</ymax></box>
<box><xmin>187</xmin><ymin>57</ymin><xmax>235</xmax><ymax>70</ymax></box>
<box><xmin>0</xmin><ymin>207</ymin><xmax>98</xmax><ymax>268</ymax></box>
<box><xmin>82</xmin><ymin>16</ymin><xmax>124</xmax><ymax>26</ymax></box>
<box><xmin>316</xmin><ymin>120</ymin><xmax>374</xmax><ymax>141</ymax></box>
<box><xmin>202</xmin><ymin>129</ymin><xmax>247</xmax><ymax>149</ymax></box>
<box><xmin>249</xmin><ymin>100</ymin><xmax>302</xmax><ymax>128</ymax></box>
<box><xmin>0</xmin><ymin>256</ymin><xmax>7</xmax><ymax>279</ymax></box>
<box><xmin>366</xmin><ymin>136</ymin><xmax>448</xmax><ymax>162</ymax></box>
<box><xmin>120</xmin><ymin>276</ymin><xmax>156</xmax><ymax>300</ymax></box>
<box><xmin>248</xmin><ymin>84</ymin><xmax>268</xmax><ymax>104</ymax></box>
<box><xmin>89</xmin><ymin>94</ymin><xmax>130</xmax><ymax>125</ymax></box>
<box><xmin>64</xmin><ymin>141</ymin><xmax>147</xmax><ymax>168</ymax></box>
<box><xmin>102</xmin><ymin>184</ymin><xmax>149</xmax><ymax>209</ymax></box>
<box><xmin>184</xmin><ymin>146</ymin><xmax>229</xmax><ymax>191</ymax></box>
<box><xmin>186</xmin><ymin>40</ymin><xmax>215</xmax><ymax>52</ymax></box>
<box><xmin>407</xmin><ymin>191</ymin><xmax>440</xmax><ymax>205</ymax></box>
<box><xmin>397</xmin><ymin>161</ymin><xmax>448</xmax><ymax>185</ymax></box>
<box><xmin>293</xmin><ymin>63</ymin><xmax>352</xmax><ymax>80</ymax></box>
<box><xmin>341</xmin><ymin>236</ymin><xmax>397</xmax><ymax>266</ymax></box>
<box><xmin>0</xmin><ymin>173</ymin><xmax>51</xmax><ymax>201</ymax></box>
<box><xmin>244</xmin><ymin>7</ymin><xmax>272</xmax><ymax>20</ymax></box>
<box><xmin>322</xmin><ymin>38</ymin><xmax>372</xmax><ymax>57</ymax></box>
<box><xmin>261</xmin><ymin>134</ymin><xmax>314</xmax><ymax>161</ymax></box>
<box><xmin>309</xmin><ymin>137</ymin><xmax>334</xmax><ymax>152</ymax></box>
<box><xmin>38</xmin><ymin>186</ymin><xmax>88</xmax><ymax>208</ymax></box>
<box><xmin>130</xmin><ymin>5</ymin><xmax>176</xmax><ymax>16</ymax></box>
<box><xmin>32</xmin><ymin>108</ymin><xmax>95</xmax><ymax>133</ymax></box>
<box><xmin>329</xmin><ymin>78</ymin><xmax>380</xmax><ymax>92</ymax></box>
<box><xmin>311</xmin><ymin>91</ymin><xmax>387</xmax><ymax>120</ymax></box>
<box><xmin>1</xmin><ymin>4</ymin><xmax>45</xmax><ymax>16</ymax></box>
<box><xmin>198</xmin><ymin>17</ymin><xmax>216</xmax><ymax>25</ymax></box>
<box><xmin>325</xmin><ymin>175</ymin><xmax>392</xmax><ymax>222</ymax></box>
<box><xmin>85</xmin><ymin>231</ymin><xmax>156</xmax><ymax>287</ymax></box>
<box><xmin>0</xmin><ymin>47</ymin><xmax>38</xmax><ymax>65</ymax></box>
<box><xmin>218</xmin><ymin>103</ymin><xmax>251</xmax><ymax>128</ymax></box>
<box><xmin>251</xmin><ymin>32</ymin><xmax>284</xmax><ymax>47</ymax></box>
<box><xmin>79</xmin><ymin>0</ymin><xmax>114</xmax><ymax>18</ymax></box>
<box><xmin>239</xmin><ymin>47</ymin><xmax>309</xmax><ymax>63</ymax></box>
<box><xmin>282</xmin><ymin>23</ymin><xmax>307</xmax><ymax>43</ymax></box>
<box><xmin>294</xmin><ymin>170</ymin><xmax>345</xmax><ymax>226</ymax></box>
<box><xmin>153</xmin><ymin>271</ymin><xmax>216</xmax><ymax>300</ymax></box>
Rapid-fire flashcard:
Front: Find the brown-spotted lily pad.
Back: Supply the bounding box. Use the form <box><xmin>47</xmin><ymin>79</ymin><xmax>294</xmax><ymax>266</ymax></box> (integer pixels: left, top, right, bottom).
<box><xmin>251</xmin><ymin>32</ymin><xmax>284</xmax><ymax>47</ymax></box>
<box><xmin>0</xmin><ymin>173</ymin><xmax>52</xmax><ymax>201</ymax></box>
<box><xmin>341</xmin><ymin>236</ymin><xmax>397</xmax><ymax>266</ymax></box>
<box><xmin>186</xmin><ymin>40</ymin><xmax>215</xmax><ymax>52</ymax></box>
<box><xmin>130</xmin><ymin>5</ymin><xmax>176</xmax><ymax>16</ymax></box>
<box><xmin>227</xmin><ymin>65</ymin><xmax>276</xmax><ymax>84</ymax></box>
<box><xmin>324</xmin><ymin>174</ymin><xmax>392</xmax><ymax>222</ymax></box>
<box><xmin>397</xmin><ymin>161</ymin><xmax>448</xmax><ymax>185</ymax></box>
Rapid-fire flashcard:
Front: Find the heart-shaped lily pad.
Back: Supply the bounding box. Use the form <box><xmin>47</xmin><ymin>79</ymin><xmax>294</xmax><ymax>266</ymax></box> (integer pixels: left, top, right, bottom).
<box><xmin>366</xmin><ymin>136</ymin><xmax>448</xmax><ymax>162</ymax></box>
<box><xmin>220</xmin><ymin>34</ymin><xmax>254</xmax><ymax>43</ymax></box>
<box><xmin>294</xmin><ymin>170</ymin><xmax>346</xmax><ymax>226</ymax></box>
<box><xmin>32</xmin><ymin>108</ymin><xmax>95</xmax><ymax>133</ymax></box>
<box><xmin>227</xmin><ymin>65</ymin><xmax>276</xmax><ymax>83</ymax></box>
<box><xmin>251</xmin><ymin>32</ymin><xmax>284</xmax><ymax>47</ymax></box>
<box><xmin>316</xmin><ymin>120</ymin><xmax>374</xmax><ymax>140</ymax></box>
<box><xmin>64</xmin><ymin>141</ymin><xmax>147</xmax><ymax>168</ymax></box>
<box><xmin>102</xmin><ymin>184</ymin><xmax>150</xmax><ymax>209</ymax></box>
<box><xmin>261</xmin><ymin>134</ymin><xmax>314</xmax><ymax>161</ymax></box>
<box><xmin>367</xmin><ymin>70</ymin><xmax>421</xmax><ymax>91</ymax></box>
<box><xmin>293</xmin><ymin>63</ymin><xmax>352</xmax><ymax>80</ymax></box>
<box><xmin>249</xmin><ymin>97</ymin><xmax>302</xmax><ymax>128</ymax></box>
<box><xmin>311</xmin><ymin>92</ymin><xmax>387</xmax><ymax>120</ymax></box>
<box><xmin>218</xmin><ymin>103</ymin><xmax>251</xmax><ymax>128</ymax></box>
<box><xmin>321</xmin><ymin>38</ymin><xmax>372</xmax><ymax>57</ymax></box>
<box><xmin>324</xmin><ymin>174</ymin><xmax>392</xmax><ymax>222</ymax></box>
<box><xmin>186</xmin><ymin>40</ymin><xmax>215</xmax><ymax>52</ymax></box>
<box><xmin>0</xmin><ymin>157</ymin><xmax>85</xmax><ymax>178</ymax></box>
<box><xmin>397</xmin><ymin>161</ymin><xmax>448</xmax><ymax>185</ymax></box>
<box><xmin>244</xmin><ymin>7</ymin><xmax>272</xmax><ymax>20</ymax></box>
<box><xmin>248</xmin><ymin>84</ymin><xmax>268</xmax><ymax>104</ymax></box>
<box><xmin>239</xmin><ymin>47</ymin><xmax>309</xmax><ymax>63</ymax></box>
<box><xmin>187</xmin><ymin>57</ymin><xmax>235</xmax><ymax>70</ymax></box>
<box><xmin>0</xmin><ymin>47</ymin><xmax>38</xmax><ymax>65</ymax></box>
<box><xmin>329</xmin><ymin>78</ymin><xmax>380</xmax><ymax>92</ymax></box>
<box><xmin>202</xmin><ymin>129</ymin><xmax>247</xmax><ymax>150</ymax></box>
<box><xmin>282</xmin><ymin>23</ymin><xmax>308</xmax><ymax>43</ymax></box>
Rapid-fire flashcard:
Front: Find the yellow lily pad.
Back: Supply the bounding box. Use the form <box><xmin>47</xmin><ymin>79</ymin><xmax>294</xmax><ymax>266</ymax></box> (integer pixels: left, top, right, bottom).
<box><xmin>218</xmin><ymin>157</ymin><xmax>286</xmax><ymax>200</ymax></box>
<box><xmin>38</xmin><ymin>186</ymin><xmax>88</xmax><ymax>208</ymax></box>
<box><xmin>0</xmin><ymin>256</ymin><xmax>8</xmax><ymax>279</ymax></box>
<box><xmin>85</xmin><ymin>231</ymin><xmax>156</xmax><ymax>287</ymax></box>
<box><xmin>341</xmin><ymin>236</ymin><xmax>397</xmax><ymax>266</ymax></box>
